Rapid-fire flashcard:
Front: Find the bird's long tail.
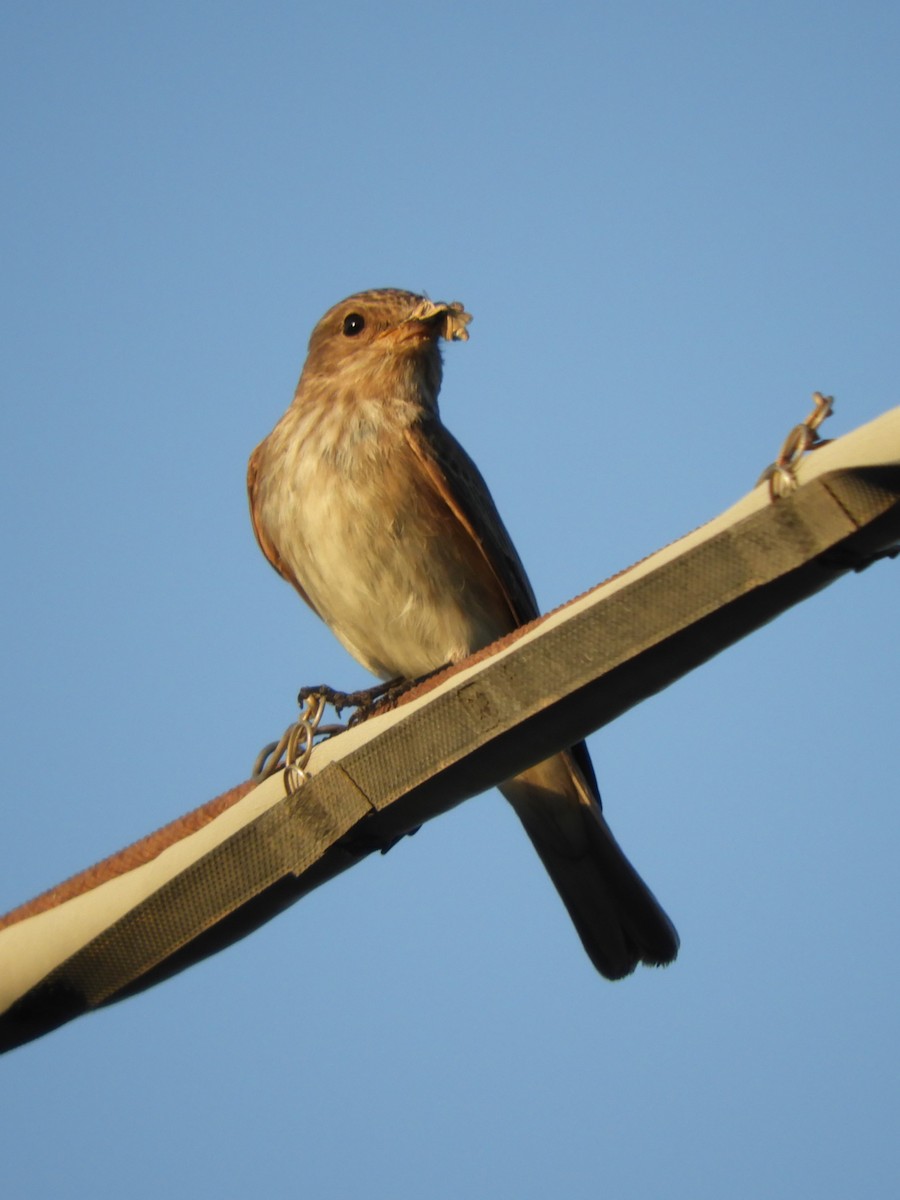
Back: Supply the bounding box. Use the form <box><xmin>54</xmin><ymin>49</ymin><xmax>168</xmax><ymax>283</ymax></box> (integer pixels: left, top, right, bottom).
<box><xmin>500</xmin><ymin>749</ymin><xmax>678</xmax><ymax>979</ymax></box>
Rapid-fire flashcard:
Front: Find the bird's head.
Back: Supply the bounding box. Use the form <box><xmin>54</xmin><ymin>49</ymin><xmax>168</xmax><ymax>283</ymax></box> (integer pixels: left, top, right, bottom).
<box><xmin>296</xmin><ymin>288</ymin><xmax>471</xmax><ymax>412</ymax></box>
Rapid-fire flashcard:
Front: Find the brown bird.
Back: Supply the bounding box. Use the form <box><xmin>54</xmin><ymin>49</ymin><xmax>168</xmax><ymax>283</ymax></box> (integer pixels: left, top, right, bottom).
<box><xmin>248</xmin><ymin>288</ymin><xmax>678</xmax><ymax>978</ymax></box>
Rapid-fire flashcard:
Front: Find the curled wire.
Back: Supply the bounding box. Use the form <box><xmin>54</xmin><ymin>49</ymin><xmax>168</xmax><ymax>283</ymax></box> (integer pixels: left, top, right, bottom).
<box><xmin>251</xmin><ymin>692</ymin><xmax>337</xmax><ymax>795</ymax></box>
<box><xmin>758</xmin><ymin>392</ymin><xmax>834</xmax><ymax>500</ymax></box>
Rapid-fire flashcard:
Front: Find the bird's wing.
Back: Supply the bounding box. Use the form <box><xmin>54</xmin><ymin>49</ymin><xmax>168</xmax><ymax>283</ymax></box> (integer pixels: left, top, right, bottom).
<box><xmin>404</xmin><ymin>417</ymin><xmax>541</xmax><ymax>628</ymax></box>
<box><xmin>246</xmin><ymin>441</ymin><xmax>319</xmax><ymax>614</ymax></box>
<box><xmin>405</xmin><ymin>418</ymin><xmax>603</xmax><ymax>803</ymax></box>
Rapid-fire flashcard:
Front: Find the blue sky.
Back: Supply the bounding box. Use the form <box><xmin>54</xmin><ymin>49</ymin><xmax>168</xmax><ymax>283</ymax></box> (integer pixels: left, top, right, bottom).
<box><xmin>2</xmin><ymin>3</ymin><xmax>898</xmax><ymax>1197</ymax></box>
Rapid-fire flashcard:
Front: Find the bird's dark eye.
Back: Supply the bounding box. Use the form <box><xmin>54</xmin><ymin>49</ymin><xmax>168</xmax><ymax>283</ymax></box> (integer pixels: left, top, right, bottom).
<box><xmin>342</xmin><ymin>312</ymin><xmax>366</xmax><ymax>337</ymax></box>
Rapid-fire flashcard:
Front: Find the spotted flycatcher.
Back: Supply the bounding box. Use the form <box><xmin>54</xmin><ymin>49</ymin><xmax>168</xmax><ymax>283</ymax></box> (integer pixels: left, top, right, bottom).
<box><xmin>248</xmin><ymin>288</ymin><xmax>678</xmax><ymax>978</ymax></box>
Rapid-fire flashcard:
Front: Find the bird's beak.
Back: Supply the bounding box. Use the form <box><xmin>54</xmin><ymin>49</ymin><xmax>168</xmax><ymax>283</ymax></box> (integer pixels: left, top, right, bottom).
<box><xmin>385</xmin><ymin>299</ymin><xmax>472</xmax><ymax>347</ymax></box>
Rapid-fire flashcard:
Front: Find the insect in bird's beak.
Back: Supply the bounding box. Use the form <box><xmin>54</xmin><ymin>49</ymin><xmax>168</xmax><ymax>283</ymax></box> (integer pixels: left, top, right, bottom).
<box><xmin>402</xmin><ymin>299</ymin><xmax>472</xmax><ymax>343</ymax></box>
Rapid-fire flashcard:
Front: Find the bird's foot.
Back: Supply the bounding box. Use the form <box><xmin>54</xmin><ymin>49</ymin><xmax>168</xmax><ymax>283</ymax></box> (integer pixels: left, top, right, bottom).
<box><xmin>298</xmin><ymin>665</ymin><xmax>450</xmax><ymax>724</ymax></box>
<box><xmin>343</xmin><ymin>665</ymin><xmax>453</xmax><ymax>724</ymax></box>
<box><xmin>297</xmin><ymin>678</ymin><xmax>404</xmax><ymax>720</ymax></box>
